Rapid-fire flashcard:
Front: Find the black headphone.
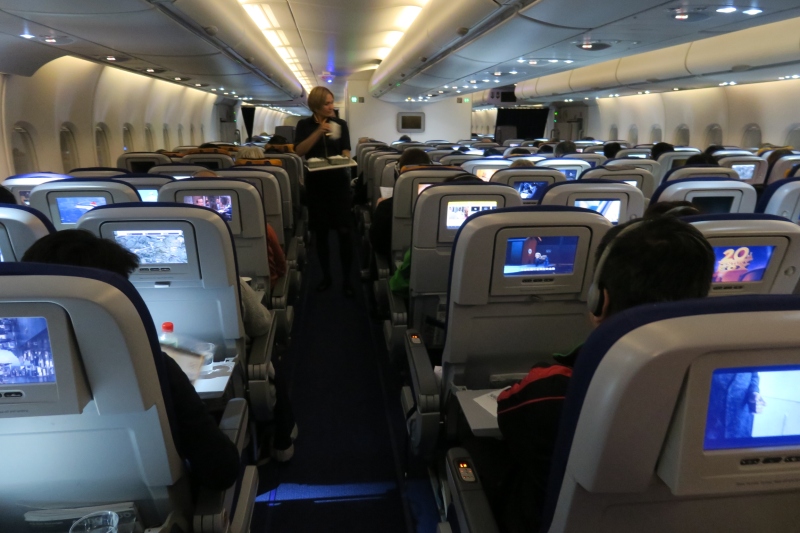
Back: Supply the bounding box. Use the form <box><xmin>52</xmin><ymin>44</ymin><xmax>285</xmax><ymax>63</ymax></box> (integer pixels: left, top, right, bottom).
<box><xmin>587</xmin><ymin>220</ymin><xmax>644</xmax><ymax>317</ymax></box>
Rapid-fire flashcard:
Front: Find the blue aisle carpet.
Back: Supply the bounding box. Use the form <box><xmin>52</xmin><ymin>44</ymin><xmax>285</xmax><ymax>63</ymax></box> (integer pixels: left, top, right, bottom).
<box><xmin>250</xmin><ymin>232</ymin><xmax>439</xmax><ymax>532</ymax></box>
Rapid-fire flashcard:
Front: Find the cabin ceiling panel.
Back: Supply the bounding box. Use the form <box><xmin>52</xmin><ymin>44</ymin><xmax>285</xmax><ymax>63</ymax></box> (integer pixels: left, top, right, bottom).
<box><xmin>0</xmin><ymin>33</ymin><xmax>66</xmax><ymax>76</ymax></box>
<box><xmin>136</xmin><ymin>54</ymin><xmax>251</xmax><ymax>76</ymax></box>
<box><xmin>421</xmin><ymin>54</ymin><xmax>496</xmax><ymax>79</ymax></box>
<box><xmin>518</xmin><ymin>0</ymin><xmax>668</xmax><ymax>29</ymax></box>
<box><xmin>0</xmin><ymin>1</ymin><xmax>149</xmax><ymax>15</ymax></box>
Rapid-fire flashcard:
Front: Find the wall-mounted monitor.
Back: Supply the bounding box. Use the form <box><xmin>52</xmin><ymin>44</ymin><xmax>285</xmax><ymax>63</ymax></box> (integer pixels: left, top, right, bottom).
<box><xmin>671</xmin><ymin>158</ymin><xmax>689</xmax><ymax>169</ymax></box>
<box><xmin>418</xmin><ymin>183</ymin><xmax>434</xmax><ymax>196</ymax></box>
<box><xmin>397</xmin><ymin>112</ymin><xmax>425</xmax><ymax>134</ymax></box>
<box><xmin>732</xmin><ymin>164</ymin><xmax>756</xmax><ymax>181</ymax></box>
<box><xmin>623</xmin><ymin>180</ymin><xmax>639</xmax><ymax>187</ymax></box>
<box><xmin>490</xmin><ymin>227</ymin><xmax>591</xmax><ymax>296</ymax></box>
<box><xmin>475</xmin><ymin>168</ymin><xmax>500</xmax><ymax>181</ymax></box>
<box><xmin>101</xmin><ymin>221</ymin><xmax>201</xmax><ymax>282</ymax></box>
<box><xmin>628</xmin><ymin>153</ymin><xmax>647</xmax><ymax>159</ymax></box>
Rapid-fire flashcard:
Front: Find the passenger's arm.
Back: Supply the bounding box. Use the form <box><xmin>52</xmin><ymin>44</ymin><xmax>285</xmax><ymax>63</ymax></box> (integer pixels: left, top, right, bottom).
<box><xmin>294</xmin><ymin>120</ymin><xmax>330</xmax><ymax>157</ymax></box>
<box><xmin>162</xmin><ymin>354</ymin><xmax>240</xmax><ymax>491</ymax></box>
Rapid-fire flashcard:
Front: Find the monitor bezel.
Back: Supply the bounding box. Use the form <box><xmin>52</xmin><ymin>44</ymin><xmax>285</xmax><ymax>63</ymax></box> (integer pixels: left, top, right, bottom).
<box><xmin>100</xmin><ymin>221</ymin><xmax>201</xmax><ymax>281</ymax></box>
<box><xmin>48</xmin><ymin>191</ymin><xmax>113</xmax><ymax>228</ymax></box>
<box><xmin>707</xmin><ymin>236</ymin><xmax>788</xmax><ymax>296</ymax></box>
<box><xmin>437</xmin><ymin>195</ymin><xmax>504</xmax><ymax>243</ymax></box>
<box><xmin>397</xmin><ymin>112</ymin><xmax>426</xmax><ymax>133</ymax></box>
<box><xmin>490</xmin><ymin>226</ymin><xmax>591</xmax><ymax>296</ymax></box>
<box><xmin>0</xmin><ymin>303</ymin><xmax>90</xmax><ymax>418</ymax></box>
<box><xmin>176</xmin><ymin>189</ymin><xmax>241</xmax><ymax>235</ymax></box>
<box><xmin>569</xmin><ymin>195</ymin><xmax>625</xmax><ymax>225</ymax></box>
<box><xmin>658</xmin><ymin>349</ymin><xmax>800</xmax><ymax>496</ymax></box>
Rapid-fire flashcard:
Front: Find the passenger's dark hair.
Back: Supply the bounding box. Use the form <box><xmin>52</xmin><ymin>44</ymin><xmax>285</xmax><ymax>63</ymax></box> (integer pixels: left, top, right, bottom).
<box><xmin>22</xmin><ymin>230</ymin><xmax>139</xmax><ymax>279</ymax></box>
<box><xmin>398</xmin><ymin>135</ymin><xmax>411</xmax><ymax>142</ymax></box>
<box><xmin>644</xmin><ymin>200</ymin><xmax>700</xmax><ymax>219</ymax></box>
<box><xmin>594</xmin><ymin>217</ymin><xmax>713</xmax><ymax>316</ymax></box>
<box><xmin>269</xmin><ymin>135</ymin><xmax>288</xmax><ymax>144</ymax></box>
<box><xmin>537</xmin><ymin>144</ymin><xmax>554</xmax><ymax>154</ymax></box>
<box><xmin>704</xmin><ymin>145</ymin><xmax>725</xmax><ymax>156</ymax></box>
<box><xmin>444</xmin><ymin>174</ymin><xmax>484</xmax><ymax>184</ymax></box>
<box><xmin>198</xmin><ymin>143</ymin><xmax>218</xmax><ymax>149</ymax></box>
<box><xmin>603</xmin><ymin>142</ymin><xmax>622</xmax><ymax>159</ymax></box>
<box><xmin>684</xmin><ymin>153</ymin><xmax>719</xmax><ymax>166</ymax></box>
<box><xmin>398</xmin><ymin>148</ymin><xmax>431</xmax><ymax>169</ymax></box>
<box><xmin>650</xmin><ymin>142</ymin><xmax>675</xmax><ymax>161</ymax></box>
<box><xmin>0</xmin><ymin>186</ymin><xmax>17</xmax><ymax>205</ymax></box>
<box><xmin>767</xmin><ymin>148</ymin><xmax>795</xmax><ymax>176</ymax></box>
<box><xmin>483</xmin><ymin>148</ymin><xmax>504</xmax><ymax>157</ymax></box>
<box><xmin>581</xmin><ymin>136</ymin><xmax>595</xmax><ymax>141</ymax></box>
<box><xmin>508</xmin><ymin>147</ymin><xmax>529</xmax><ymax>156</ymax></box>
<box><xmin>554</xmin><ymin>141</ymin><xmax>577</xmax><ymax>157</ymax></box>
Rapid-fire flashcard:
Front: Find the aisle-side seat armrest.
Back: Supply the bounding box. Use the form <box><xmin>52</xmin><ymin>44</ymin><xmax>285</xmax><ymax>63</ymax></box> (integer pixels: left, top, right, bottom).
<box><xmin>405</xmin><ymin>329</ymin><xmax>438</xmax><ymax>412</ymax></box>
<box><xmin>446</xmin><ymin>448</ymin><xmax>501</xmax><ymax>533</ymax></box>
<box><xmin>375</xmin><ymin>253</ymin><xmax>391</xmax><ymax>280</ymax></box>
<box><xmin>286</xmin><ymin>236</ymin><xmax>299</xmax><ymax>269</ymax></box>
<box><xmin>271</xmin><ymin>273</ymin><xmax>290</xmax><ymax>309</ymax></box>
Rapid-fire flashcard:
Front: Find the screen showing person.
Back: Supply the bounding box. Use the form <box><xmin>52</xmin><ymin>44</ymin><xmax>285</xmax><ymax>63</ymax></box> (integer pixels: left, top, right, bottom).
<box><xmin>139</xmin><ymin>189</ymin><xmax>159</xmax><ymax>202</ymax></box>
<box><xmin>513</xmin><ymin>181</ymin><xmax>548</xmax><ymax>200</ymax></box>
<box><xmin>418</xmin><ymin>183</ymin><xmax>434</xmax><ymax>195</ymax></box>
<box><xmin>446</xmin><ymin>201</ymin><xmax>497</xmax><ymax>229</ymax></box>
<box><xmin>129</xmin><ymin>161</ymin><xmax>156</xmax><ymax>173</ymax></box>
<box><xmin>182</xmin><ymin>195</ymin><xmax>233</xmax><ymax>221</ymax></box>
<box><xmin>704</xmin><ymin>366</ymin><xmax>800</xmax><ymax>450</ymax></box>
<box><xmin>0</xmin><ymin>317</ymin><xmax>55</xmax><ymax>385</ymax></box>
<box><xmin>18</xmin><ymin>190</ymin><xmax>31</xmax><ymax>206</ymax></box>
<box><xmin>113</xmin><ymin>229</ymin><xmax>189</xmax><ymax>264</ymax></box>
<box><xmin>692</xmin><ymin>196</ymin><xmax>734</xmax><ymax>214</ymax></box>
<box><xmin>573</xmin><ymin>199</ymin><xmax>622</xmax><ymax>224</ymax></box>
<box><xmin>712</xmin><ymin>245</ymin><xmax>775</xmax><ymax>283</ymax></box>
<box><xmin>475</xmin><ymin>168</ymin><xmax>499</xmax><ymax>181</ymax></box>
<box><xmin>55</xmin><ymin>196</ymin><xmax>108</xmax><ymax>224</ymax></box>
<box><xmin>559</xmin><ymin>168</ymin><xmax>579</xmax><ymax>180</ymax></box>
<box><xmin>732</xmin><ymin>164</ymin><xmax>756</xmax><ymax>180</ymax></box>
<box><xmin>503</xmin><ymin>236</ymin><xmax>580</xmax><ymax>276</ymax></box>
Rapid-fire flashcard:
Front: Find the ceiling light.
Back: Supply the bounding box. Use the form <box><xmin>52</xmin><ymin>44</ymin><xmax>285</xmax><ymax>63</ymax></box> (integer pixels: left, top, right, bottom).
<box><xmin>563</xmin><ymin>60</ymin><xmax>574</xmax><ymax>64</ymax></box>
<box><xmin>44</xmin><ymin>38</ymin><xmax>57</xmax><ymax>43</ymax></box>
<box><xmin>675</xmin><ymin>13</ymin><xmax>689</xmax><ymax>20</ymax></box>
<box><xmin>615</xmin><ymin>94</ymin><xmax>620</xmax><ymax>97</ymax></box>
<box><xmin>146</xmin><ymin>68</ymin><xmax>155</xmax><ymax>73</ymax></box>
<box><xmin>493</xmin><ymin>72</ymin><xmax>502</xmax><ymax>76</ymax></box>
<box><xmin>494</xmin><ymin>80</ymin><xmax>500</xmax><ymax>83</ymax></box>
<box><xmin>174</xmin><ymin>77</ymin><xmax>182</xmax><ymax>81</ymax></box>
<box><xmin>456</xmin><ymin>90</ymin><xmax>461</xmax><ymax>93</ymax></box>
<box><xmin>509</xmin><ymin>70</ymin><xmax>518</xmax><ymax>75</ymax></box>
<box><xmin>463</xmin><ymin>85</ymin><xmax>469</xmax><ymax>88</ymax></box>
<box><xmin>470</xmin><ymin>80</ymin><xmax>477</xmax><ymax>84</ymax></box>
<box><xmin>482</xmin><ymin>79</ymin><xmax>490</xmax><ymax>82</ymax></box>
<box><xmin>211</xmin><ymin>88</ymin><xmax>217</xmax><ymax>91</ymax></box>
<box><xmin>729</xmin><ymin>81</ymin><xmax>737</xmax><ymax>85</ymax></box>
<box><xmin>517</xmin><ymin>59</ymin><xmax>525</xmax><ymax>63</ymax></box>
<box><xmin>581</xmin><ymin>43</ymin><xmax>593</xmax><ymax>49</ymax></box>
<box><xmin>106</xmin><ymin>56</ymin><xmax>116</xmax><ymax>61</ymax></box>
<box><xmin>793</xmin><ymin>75</ymin><xmax>800</xmax><ymax>79</ymax></box>
<box><xmin>716</xmin><ymin>6</ymin><xmax>737</xmax><ymax>13</ymax></box>
<box><xmin>638</xmin><ymin>91</ymin><xmax>643</xmax><ymax>95</ymax></box>
<box><xmin>219</xmin><ymin>87</ymin><xmax>224</xmax><ymax>90</ymax></box>
<box><xmin>585</xmin><ymin>97</ymin><xmax>589</xmax><ymax>100</ymax></box>
<box><xmin>743</xmin><ymin>8</ymin><xmax>762</xmax><ymax>15</ymax></box>
<box><xmin>231</xmin><ymin>91</ymin><xmax>236</xmax><ymax>94</ymax></box>
<box><xmin>548</xmin><ymin>59</ymin><xmax>559</xmax><ymax>63</ymax></box>
<box><xmin>20</xmin><ymin>34</ymin><xmax>34</xmax><ymax>39</ymax></box>
<box><xmin>779</xmin><ymin>77</ymin><xmax>785</xmax><ymax>80</ymax></box>
<box><xmin>438</xmin><ymin>90</ymin><xmax>444</xmax><ymax>94</ymax></box>
<box><xmin>529</xmin><ymin>60</ymin><xmax>538</xmax><ymax>65</ymax></box>
<box><xmin>673</xmin><ymin>87</ymin><xmax>680</xmax><ymax>91</ymax></box>
<box><xmin>224</xmin><ymin>92</ymin><xmax>229</xmax><ymax>95</ymax></box>
<box><xmin>195</xmin><ymin>83</ymin><xmax>202</xmax><ymax>87</ymax></box>
<box><xmin>645</xmin><ymin>90</ymin><xmax>651</xmax><ymax>94</ymax></box>
<box><xmin>719</xmin><ymin>82</ymin><xmax>728</xmax><ymax>86</ymax></box>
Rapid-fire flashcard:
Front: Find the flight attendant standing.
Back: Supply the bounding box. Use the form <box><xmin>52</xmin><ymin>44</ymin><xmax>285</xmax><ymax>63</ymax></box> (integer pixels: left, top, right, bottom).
<box><xmin>294</xmin><ymin>86</ymin><xmax>355</xmax><ymax>296</ymax></box>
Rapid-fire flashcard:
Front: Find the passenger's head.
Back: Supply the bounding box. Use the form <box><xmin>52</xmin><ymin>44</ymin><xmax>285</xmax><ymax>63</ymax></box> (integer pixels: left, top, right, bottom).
<box><xmin>590</xmin><ymin>217</ymin><xmax>714</xmax><ymax>322</ymax></box>
<box><xmin>684</xmin><ymin>153</ymin><xmax>718</xmax><ymax>166</ymax></box>
<box><xmin>22</xmin><ymin>230</ymin><xmax>139</xmax><ymax>279</ymax></box>
<box><xmin>603</xmin><ymin>142</ymin><xmax>622</xmax><ymax>159</ymax></box>
<box><xmin>192</xmin><ymin>170</ymin><xmax>219</xmax><ymax>178</ymax></box>
<box><xmin>554</xmin><ymin>141</ymin><xmax>577</xmax><ymax>157</ymax></box>
<box><xmin>398</xmin><ymin>148</ymin><xmax>431</xmax><ymax>170</ymax></box>
<box><xmin>198</xmin><ymin>143</ymin><xmax>218</xmax><ymax>149</ymax></box>
<box><xmin>509</xmin><ymin>159</ymin><xmax>534</xmax><ymax>168</ymax></box>
<box><xmin>0</xmin><ymin>186</ymin><xmax>17</xmax><ymax>205</ymax></box>
<box><xmin>705</xmin><ymin>145</ymin><xmax>725</xmax><ymax>156</ymax></box>
<box><xmin>650</xmin><ymin>142</ymin><xmax>675</xmax><ymax>161</ymax></box>
<box><xmin>507</xmin><ymin>147</ymin><xmax>529</xmax><ymax>157</ymax></box>
<box><xmin>767</xmin><ymin>148</ymin><xmax>795</xmax><ymax>175</ymax></box>
<box><xmin>537</xmin><ymin>144</ymin><xmax>554</xmax><ymax>154</ymax></box>
<box><xmin>643</xmin><ymin>200</ymin><xmax>700</xmax><ymax>219</ymax></box>
<box><xmin>307</xmin><ymin>86</ymin><xmax>335</xmax><ymax>118</ymax></box>
<box><xmin>398</xmin><ymin>135</ymin><xmax>411</xmax><ymax>142</ymax></box>
<box><xmin>483</xmin><ymin>148</ymin><xmax>504</xmax><ymax>157</ymax></box>
<box><xmin>236</xmin><ymin>146</ymin><xmax>264</xmax><ymax>160</ymax></box>
<box><xmin>444</xmin><ymin>174</ymin><xmax>484</xmax><ymax>184</ymax></box>
<box><xmin>269</xmin><ymin>135</ymin><xmax>288</xmax><ymax>145</ymax></box>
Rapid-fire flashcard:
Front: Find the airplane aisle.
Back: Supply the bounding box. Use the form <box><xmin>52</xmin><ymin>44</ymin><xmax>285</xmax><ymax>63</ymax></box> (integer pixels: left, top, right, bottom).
<box><xmin>251</xmin><ymin>231</ymin><xmax>439</xmax><ymax>532</ymax></box>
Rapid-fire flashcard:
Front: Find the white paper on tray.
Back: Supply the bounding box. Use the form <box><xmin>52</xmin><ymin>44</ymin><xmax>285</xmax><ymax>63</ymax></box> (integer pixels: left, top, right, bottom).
<box><xmin>473</xmin><ymin>388</ymin><xmax>508</xmax><ymax>418</ymax></box>
<box><xmin>380</xmin><ymin>187</ymin><xmax>393</xmax><ymax>199</ymax></box>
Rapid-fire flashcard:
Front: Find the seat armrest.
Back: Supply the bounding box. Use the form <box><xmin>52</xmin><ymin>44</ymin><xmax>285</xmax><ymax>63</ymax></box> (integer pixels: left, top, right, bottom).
<box><xmin>445</xmin><ymin>448</ymin><xmax>501</xmax><ymax>533</ymax></box>
<box><xmin>143</xmin><ymin>512</ymin><xmax>190</xmax><ymax>533</ymax></box>
<box><xmin>229</xmin><ymin>466</ymin><xmax>258</xmax><ymax>533</ymax></box>
<box><xmin>375</xmin><ymin>252</ymin><xmax>391</xmax><ymax>280</ymax></box>
<box><xmin>219</xmin><ymin>398</ymin><xmax>249</xmax><ymax>452</ymax></box>
<box><xmin>405</xmin><ymin>329</ymin><xmax>439</xmax><ymax>412</ymax></box>
<box><xmin>286</xmin><ymin>236</ymin><xmax>299</xmax><ymax>268</ymax></box>
<box><xmin>271</xmin><ymin>273</ymin><xmax>290</xmax><ymax>309</ymax></box>
<box><xmin>246</xmin><ymin>325</ymin><xmax>277</xmax><ymax>420</ymax></box>
<box><xmin>387</xmin><ymin>288</ymin><xmax>407</xmax><ymax>326</ymax></box>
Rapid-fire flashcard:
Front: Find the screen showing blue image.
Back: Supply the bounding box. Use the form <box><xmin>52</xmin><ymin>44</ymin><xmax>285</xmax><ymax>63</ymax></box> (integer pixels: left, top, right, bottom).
<box><xmin>0</xmin><ymin>317</ymin><xmax>54</xmax><ymax>385</ymax></box>
<box><xmin>713</xmin><ymin>245</ymin><xmax>775</xmax><ymax>283</ymax></box>
<box><xmin>513</xmin><ymin>181</ymin><xmax>548</xmax><ymax>200</ymax></box>
<box><xmin>573</xmin><ymin>199</ymin><xmax>621</xmax><ymax>224</ymax></box>
<box><xmin>705</xmin><ymin>366</ymin><xmax>800</xmax><ymax>450</ymax></box>
<box><xmin>113</xmin><ymin>229</ymin><xmax>188</xmax><ymax>264</ymax></box>
<box><xmin>733</xmin><ymin>164</ymin><xmax>756</xmax><ymax>180</ymax></box>
<box><xmin>18</xmin><ymin>190</ymin><xmax>30</xmax><ymax>206</ymax></box>
<box><xmin>56</xmin><ymin>196</ymin><xmax>107</xmax><ymax>224</ymax></box>
<box><xmin>139</xmin><ymin>189</ymin><xmax>159</xmax><ymax>202</ymax></box>
<box><xmin>560</xmin><ymin>168</ymin><xmax>579</xmax><ymax>180</ymax></box>
<box><xmin>504</xmin><ymin>236</ymin><xmax>579</xmax><ymax>276</ymax></box>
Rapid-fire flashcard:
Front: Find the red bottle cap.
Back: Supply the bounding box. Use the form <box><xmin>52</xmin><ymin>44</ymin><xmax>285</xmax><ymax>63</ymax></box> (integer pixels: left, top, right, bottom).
<box><xmin>161</xmin><ymin>322</ymin><xmax>174</xmax><ymax>333</ymax></box>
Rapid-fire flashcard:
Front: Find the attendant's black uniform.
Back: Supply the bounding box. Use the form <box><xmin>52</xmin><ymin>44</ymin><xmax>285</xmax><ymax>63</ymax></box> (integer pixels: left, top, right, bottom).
<box><xmin>295</xmin><ymin>116</ymin><xmax>354</xmax><ymax>290</ymax></box>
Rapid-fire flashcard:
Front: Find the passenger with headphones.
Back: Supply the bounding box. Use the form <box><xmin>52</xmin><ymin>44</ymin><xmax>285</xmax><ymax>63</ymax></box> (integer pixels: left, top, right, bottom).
<box><xmin>470</xmin><ymin>216</ymin><xmax>715</xmax><ymax>533</ymax></box>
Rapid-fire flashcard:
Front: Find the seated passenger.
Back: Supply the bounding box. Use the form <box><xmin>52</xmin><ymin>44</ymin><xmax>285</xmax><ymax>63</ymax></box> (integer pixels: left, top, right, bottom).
<box><xmin>684</xmin><ymin>152</ymin><xmax>719</xmax><ymax>166</ymax></box>
<box><xmin>474</xmin><ymin>216</ymin><xmax>714</xmax><ymax>532</ymax></box>
<box><xmin>505</xmin><ymin>148</ymin><xmax>530</xmax><ymax>158</ymax></box>
<box><xmin>767</xmin><ymin>147</ymin><xmax>795</xmax><ymax>177</ymax></box>
<box><xmin>554</xmin><ymin>141</ymin><xmax>577</xmax><ymax>157</ymax></box>
<box><xmin>650</xmin><ymin>141</ymin><xmax>675</xmax><ymax>161</ymax></box>
<box><xmin>509</xmin><ymin>159</ymin><xmax>534</xmax><ymax>168</ymax></box>
<box><xmin>368</xmin><ymin>148</ymin><xmax>431</xmax><ymax>259</ymax></box>
<box><xmin>0</xmin><ymin>185</ymin><xmax>17</xmax><ymax>204</ymax></box>
<box><xmin>537</xmin><ymin>144</ymin><xmax>554</xmax><ymax>154</ymax></box>
<box><xmin>398</xmin><ymin>135</ymin><xmax>412</xmax><ymax>142</ymax></box>
<box><xmin>643</xmin><ymin>199</ymin><xmax>700</xmax><ymax>219</ymax></box>
<box><xmin>20</xmin><ymin>230</ymin><xmax>241</xmax><ymax>490</ymax></box>
<box><xmin>603</xmin><ymin>142</ymin><xmax>621</xmax><ymax>159</ymax></box>
<box><xmin>705</xmin><ymin>145</ymin><xmax>724</xmax><ymax>156</ymax></box>
<box><xmin>483</xmin><ymin>147</ymin><xmax>504</xmax><ymax>157</ymax></box>
<box><xmin>235</xmin><ymin>146</ymin><xmax>265</xmax><ymax>161</ymax></box>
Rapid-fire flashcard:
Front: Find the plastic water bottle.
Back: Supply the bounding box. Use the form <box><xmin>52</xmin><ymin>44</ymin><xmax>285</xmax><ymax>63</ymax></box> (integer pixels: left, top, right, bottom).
<box><xmin>159</xmin><ymin>322</ymin><xmax>215</xmax><ymax>367</ymax></box>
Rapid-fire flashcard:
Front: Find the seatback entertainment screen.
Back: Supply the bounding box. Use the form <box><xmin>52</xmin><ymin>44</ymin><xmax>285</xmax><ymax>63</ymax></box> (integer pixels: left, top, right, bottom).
<box><xmin>712</xmin><ymin>245</ymin><xmax>775</xmax><ymax>283</ymax></box>
<box><xmin>56</xmin><ymin>197</ymin><xmax>107</xmax><ymax>224</ymax></box>
<box><xmin>503</xmin><ymin>236</ymin><xmax>580</xmax><ymax>276</ymax></box>
<box><xmin>113</xmin><ymin>229</ymin><xmax>189</xmax><ymax>264</ymax></box>
<box><xmin>732</xmin><ymin>164</ymin><xmax>756</xmax><ymax>180</ymax></box>
<box><xmin>513</xmin><ymin>181</ymin><xmax>548</xmax><ymax>200</ymax></box>
<box><xmin>0</xmin><ymin>317</ymin><xmax>54</xmax><ymax>385</ymax></box>
<box><xmin>182</xmin><ymin>195</ymin><xmax>233</xmax><ymax>221</ymax></box>
<box><xmin>573</xmin><ymin>199</ymin><xmax>622</xmax><ymax>224</ymax></box>
<box><xmin>445</xmin><ymin>200</ymin><xmax>497</xmax><ymax>229</ymax></box>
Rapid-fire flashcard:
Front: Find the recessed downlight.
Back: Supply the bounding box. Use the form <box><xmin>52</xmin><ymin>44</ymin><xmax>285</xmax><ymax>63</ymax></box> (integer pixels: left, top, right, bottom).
<box><xmin>509</xmin><ymin>70</ymin><xmax>518</xmax><ymax>75</ymax></box>
<box><xmin>577</xmin><ymin>42</ymin><xmax>611</xmax><ymax>51</ymax></box>
<box><xmin>20</xmin><ymin>33</ymin><xmax>34</xmax><ymax>39</ymax></box>
<box><xmin>716</xmin><ymin>6</ymin><xmax>737</xmax><ymax>13</ymax></box>
<box><xmin>743</xmin><ymin>8</ymin><xmax>762</xmax><ymax>15</ymax></box>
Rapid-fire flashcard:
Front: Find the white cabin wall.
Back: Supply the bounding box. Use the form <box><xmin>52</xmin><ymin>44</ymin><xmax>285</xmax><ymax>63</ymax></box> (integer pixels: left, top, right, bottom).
<box><xmin>2</xmin><ymin>55</ymin><xmax>220</xmax><ymax>176</ymax></box>
<box><xmin>344</xmin><ymin>80</ymin><xmax>472</xmax><ymax>144</ymax></box>
<box><xmin>251</xmin><ymin>108</ymin><xmax>292</xmax><ymax>136</ymax></box>
<box><xmin>471</xmin><ymin>109</ymin><xmax>497</xmax><ymax>136</ymax></box>
<box><xmin>585</xmin><ymin>79</ymin><xmax>800</xmax><ymax>148</ymax></box>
